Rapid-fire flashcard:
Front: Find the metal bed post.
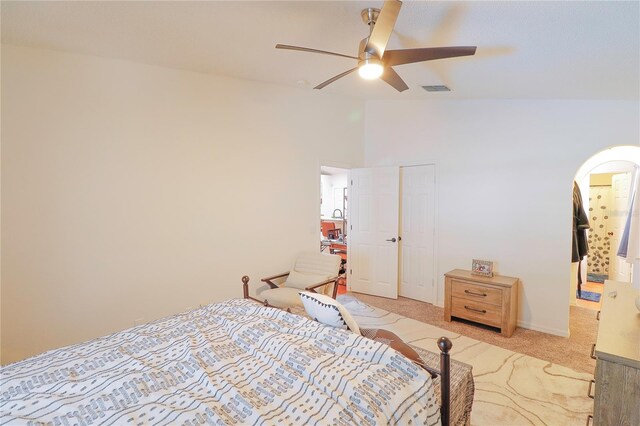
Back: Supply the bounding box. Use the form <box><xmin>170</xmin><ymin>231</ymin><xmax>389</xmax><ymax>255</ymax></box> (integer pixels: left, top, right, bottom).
<box><xmin>438</xmin><ymin>337</ymin><xmax>452</xmax><ymax>426</ymax></box>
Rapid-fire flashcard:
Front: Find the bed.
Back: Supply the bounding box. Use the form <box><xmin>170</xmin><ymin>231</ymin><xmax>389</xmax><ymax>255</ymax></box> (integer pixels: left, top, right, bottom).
<box><xmin>1</xmin><ymin>298</ymin><xmax>471</xmax><ymax>425</ymax></box>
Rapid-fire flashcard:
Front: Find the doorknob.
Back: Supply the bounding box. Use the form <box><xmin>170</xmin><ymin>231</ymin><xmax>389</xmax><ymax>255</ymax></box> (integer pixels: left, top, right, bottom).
<box><xmin>386</xmin><ymin>237</ymin><xmax>397</xmax><ymax>243</ymax></box>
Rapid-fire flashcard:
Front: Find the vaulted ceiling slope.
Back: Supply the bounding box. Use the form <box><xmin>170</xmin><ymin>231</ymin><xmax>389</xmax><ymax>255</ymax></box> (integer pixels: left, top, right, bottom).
<box><xmin>2</xmin><ymin>1</ymin><xmax>638</xmax><ymax>100</ymax></box>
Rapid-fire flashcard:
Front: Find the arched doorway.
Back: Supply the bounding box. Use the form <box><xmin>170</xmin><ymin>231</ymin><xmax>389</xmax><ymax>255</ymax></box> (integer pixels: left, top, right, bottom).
<box><xmin>571</xmin><ymin>146</ymin><xmax>640</xmax><ymax>308</ymax></box>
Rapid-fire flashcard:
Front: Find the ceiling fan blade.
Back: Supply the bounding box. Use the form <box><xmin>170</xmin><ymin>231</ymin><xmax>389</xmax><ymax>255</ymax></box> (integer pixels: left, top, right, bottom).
<box><xmin>314</xmin><ymin>68</ymin><xmax>358</xmax><ymax>90</ymax></box>
<box><xmin>276</xmin><ymin>44</ymin><xmax>359</xmax><ymax>60</ymax></box>
<box><xmin>365</xmin><ymin>0</ymin><xmax>402</xmax><ymax>58</ymax></box>
<box><xmin>380</xmin><ymin>67</ymin><xmax>409</xmax><ymax>92</ymax></box>
<box><xmin>383</xmin><ymin>46</ymin><xmax>477</xmax><ymax>67</ymax></box>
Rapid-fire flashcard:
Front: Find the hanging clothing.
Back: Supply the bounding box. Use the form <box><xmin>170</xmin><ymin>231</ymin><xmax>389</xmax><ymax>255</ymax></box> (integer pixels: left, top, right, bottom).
<box><xmin>572</xmin><ymin>182</ymin><xmax>590</xmax><ymax>262</ymax></box>
<box><xmin>572</xmin><ymin>181</ymin><xmax>590</xmax><ymax>292</ymax></box>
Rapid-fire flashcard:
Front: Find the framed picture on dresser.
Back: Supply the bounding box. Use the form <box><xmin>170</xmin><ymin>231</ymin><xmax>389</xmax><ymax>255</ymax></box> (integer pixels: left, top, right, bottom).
<box><xmin>471</xmin><ymin>259</ymin><xmax>493</xmax><ymax>277</ymax></box>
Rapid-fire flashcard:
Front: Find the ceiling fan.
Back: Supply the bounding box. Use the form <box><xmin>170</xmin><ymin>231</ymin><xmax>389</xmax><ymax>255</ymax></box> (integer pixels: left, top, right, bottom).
<box><xmin>276</xmin><ymin>0</ymin><xmax>476</xmax><ymax>92</ymax></box>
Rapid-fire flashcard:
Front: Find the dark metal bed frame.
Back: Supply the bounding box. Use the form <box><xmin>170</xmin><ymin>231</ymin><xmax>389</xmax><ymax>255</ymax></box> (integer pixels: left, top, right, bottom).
<box><xmin>241</xmin><ymin>275</ymin><xmax>453</xmax><ymax>426</ymax></box>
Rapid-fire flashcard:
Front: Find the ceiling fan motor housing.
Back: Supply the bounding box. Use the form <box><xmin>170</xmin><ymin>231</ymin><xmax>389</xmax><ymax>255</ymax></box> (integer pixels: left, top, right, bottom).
<box><xmin>361</xmin><ymin>8</ymin><xmax>381</xmax><ymax>26</ymax></box>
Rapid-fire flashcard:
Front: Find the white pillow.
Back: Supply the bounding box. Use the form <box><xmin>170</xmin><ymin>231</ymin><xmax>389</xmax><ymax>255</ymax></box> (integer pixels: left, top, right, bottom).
<box><xmin>285</xmin><ymin>270</ymin><xmax>332</xmax><ymax>290</ymax></box>
<box><xmin>299</xmin><ymin>292</ymin><xmax>360</xmax><ymax>334</ymax></box>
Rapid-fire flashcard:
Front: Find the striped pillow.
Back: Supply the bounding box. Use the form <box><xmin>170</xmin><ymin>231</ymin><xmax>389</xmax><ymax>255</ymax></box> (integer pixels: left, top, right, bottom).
<box><xmin>299</xmin><ymin>292</ymin><xmax>360</xmax><ymax>334</ymax></box>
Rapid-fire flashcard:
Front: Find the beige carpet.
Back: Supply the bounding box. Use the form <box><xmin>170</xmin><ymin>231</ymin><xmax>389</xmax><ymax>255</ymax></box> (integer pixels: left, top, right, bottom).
<box><xmin>337</xmin><ymin>294</ymin><xmax>594</xmax><ymax>426</ymax></box>
<box><xmin>352</xmin><ymin>292</ymin><xmax>598</xmax><ymax>375</ymax></box>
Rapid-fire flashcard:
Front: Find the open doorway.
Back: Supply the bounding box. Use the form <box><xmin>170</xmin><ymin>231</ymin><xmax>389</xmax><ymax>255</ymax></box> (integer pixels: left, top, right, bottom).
<box><xmin>320</xmin><ymin>165</ymin><xmax>348</xmax><ymax>295</ymax></box>
<box><xmin>571</xmin><ymin>146</ymin><xmax>640</xmax><ymax>310</ymax></box>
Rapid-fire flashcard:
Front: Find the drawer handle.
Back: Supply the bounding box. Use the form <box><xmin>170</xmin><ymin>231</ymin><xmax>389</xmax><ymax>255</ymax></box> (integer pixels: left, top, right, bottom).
<box><xmin>596</xmin><ymin>310</ymin><xmax>600</xmax><ymax>321</ymax></box>
<box><xmin>586</xmin><ymin>414</ymin><xmax>593</xmax><ymax>426</ymax></box>
<box><xmin>464</xmin><ymin>305</ymin><xmax>487</xmax><ymax>314</ymax></box>
<box><xmin>590</xmin><ymin>343</ymin><xmax>596</xmax><ymax>360</ymax></box>
<box><xmin>587</xmin><ymin>379</ymin><xmax>595</xmax><ymax>399</ymax></box>
<box><xmin>464</xmin><ymin>289</ymin><xmax>487</xmax><ymax>297</ymax></box>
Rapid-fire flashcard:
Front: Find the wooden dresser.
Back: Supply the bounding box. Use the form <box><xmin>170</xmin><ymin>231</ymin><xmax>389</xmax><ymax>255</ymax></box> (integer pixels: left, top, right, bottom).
<box><xmin>444</xmin><ymin>269</ymin><xmax>519</xmax><ymax>337</ymax></box>
<box><xmin>591</xmin><ymin>280</ymin><xmax>640</xmax><ymax>426</ymax></box>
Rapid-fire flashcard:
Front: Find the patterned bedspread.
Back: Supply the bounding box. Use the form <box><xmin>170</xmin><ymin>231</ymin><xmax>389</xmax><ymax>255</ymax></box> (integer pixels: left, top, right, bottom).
<box><xmin>1</xmin><ymin>299</ymin><xmax>440</xmax><ymax>425</ymax></box>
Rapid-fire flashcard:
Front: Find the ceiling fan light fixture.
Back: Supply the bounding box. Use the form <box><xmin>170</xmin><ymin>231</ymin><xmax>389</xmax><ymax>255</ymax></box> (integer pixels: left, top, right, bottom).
<box><xmin>358</xmin><ymin>58</ymin><xmax>383</xmax><ymax>80</ymax></box>
<box><xmin>276</xmin><ymin>0</ymin><xmax>477</xmax><ymax>92</ymax></box>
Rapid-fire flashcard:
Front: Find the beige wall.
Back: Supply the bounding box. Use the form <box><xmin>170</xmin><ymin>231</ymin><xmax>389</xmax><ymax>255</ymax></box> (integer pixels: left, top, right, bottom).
<box><xmin>590</xmin><ymin>173</ymin><xmax>615</xmax><ymax>186</ymax></box>
<box><xmin>1</xmin><ymin>45</ymin><xmax>364</xmax><ymax>364</ymax></box>
<box><xmin>4</xmin><ymin>45</ymin><xmax>638</xmax><ymax>364</ymax></box>
<box><xmin>364</xmin><ymin>99</ymin><xmax>640</xmax><ymax>336</ymax></box>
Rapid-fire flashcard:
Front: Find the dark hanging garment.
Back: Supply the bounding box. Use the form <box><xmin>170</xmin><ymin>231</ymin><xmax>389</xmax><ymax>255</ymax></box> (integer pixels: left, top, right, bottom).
<box><xmin>572</xmin><ymin>182</ymin><xmax>590</xmax><ymax>261</ymax></box>
<box><xmin>572</xmin><ymin>182</ymin><xmax>590</xmax><ymax>293</ymax></box>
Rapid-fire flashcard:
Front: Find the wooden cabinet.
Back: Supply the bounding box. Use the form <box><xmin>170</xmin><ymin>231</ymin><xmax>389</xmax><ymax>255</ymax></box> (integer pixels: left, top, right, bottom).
<box><xmin>592</xmin><ymin>280</ymin><xmax>640</xmax><ymax>426</ymax></box>
<box><xmin>444</xmin><ymin>269</ymin><xmax>519</xmax><ymax>337</ymax></box>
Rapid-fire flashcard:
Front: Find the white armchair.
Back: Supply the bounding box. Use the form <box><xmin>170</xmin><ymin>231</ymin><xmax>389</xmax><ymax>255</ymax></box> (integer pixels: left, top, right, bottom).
<box><xmin>242</xmin><ymin>252</ymin><xmax>341</xmax><ymax>309</ymax></box>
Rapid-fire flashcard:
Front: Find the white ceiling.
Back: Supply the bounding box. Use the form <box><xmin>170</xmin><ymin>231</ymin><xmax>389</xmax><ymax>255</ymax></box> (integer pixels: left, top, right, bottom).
<box><xmin>2</xmin><ymin>1</ymin><xmax>639</xmax><ymax>100</ymax></box>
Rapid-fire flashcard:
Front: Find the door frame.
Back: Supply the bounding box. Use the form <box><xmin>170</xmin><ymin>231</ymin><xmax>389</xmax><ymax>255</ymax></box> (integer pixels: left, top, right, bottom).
<box><xmin>573</xmin><ymin>146</ymin><xmax>640</xmax><ymax>302</ymax></box>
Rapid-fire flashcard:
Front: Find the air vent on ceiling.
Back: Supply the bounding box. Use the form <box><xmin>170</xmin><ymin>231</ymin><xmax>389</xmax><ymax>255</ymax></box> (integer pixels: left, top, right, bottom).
<box><xmin>422</xmin><ymin>85</ymin><xmax>451</xmax><ymax>92</ymax></box>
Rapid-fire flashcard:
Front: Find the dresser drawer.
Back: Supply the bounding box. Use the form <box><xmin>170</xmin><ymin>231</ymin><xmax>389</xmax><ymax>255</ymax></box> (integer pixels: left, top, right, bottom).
<box><xmin>451</xmin><ymin>279</ymin><xmax>502</xmax><ymax>306</ymax></box>
<box><xmin>451</xmin><ymin>298</ymin><xmax>502</xmax><ymax>328</ymax></box>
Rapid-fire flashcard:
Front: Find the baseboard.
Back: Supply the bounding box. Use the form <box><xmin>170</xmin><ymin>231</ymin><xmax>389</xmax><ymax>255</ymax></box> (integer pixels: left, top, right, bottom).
<box><xmin>517</xmin><ymin>320</ymin><xmax>569</xmax><ymax>337</ymax></box>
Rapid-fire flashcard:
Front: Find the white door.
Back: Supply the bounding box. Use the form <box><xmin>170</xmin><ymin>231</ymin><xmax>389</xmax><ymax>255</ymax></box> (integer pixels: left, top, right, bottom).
<box><xmin>610</xmin><ymin>172</ymin><xmax>632</xmax><ymax>282</ymax></box>
<box><xmin>399</xmin><ymin>165</ymin><xmax>436</xmax><ymax>303</ymax></box>
<box><xmin>348</xmin><ymin>167</ymin><xmax>400</xmax><ymax>298</ymax></box>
